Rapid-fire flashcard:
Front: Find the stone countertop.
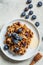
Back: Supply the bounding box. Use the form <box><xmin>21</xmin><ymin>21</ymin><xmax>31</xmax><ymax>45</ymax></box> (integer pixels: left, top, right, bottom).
<box><xmin>0</xmin><ymin>0</ymin><xmax>43</xmax><ymax>65</ymax></box>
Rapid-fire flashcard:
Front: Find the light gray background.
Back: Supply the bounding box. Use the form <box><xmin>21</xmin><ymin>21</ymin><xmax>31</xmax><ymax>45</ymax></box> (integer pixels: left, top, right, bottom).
<box><xmin>0</xmin><ymin>0</ymin><xmax>43</xmax><ymax>65</ymax></box>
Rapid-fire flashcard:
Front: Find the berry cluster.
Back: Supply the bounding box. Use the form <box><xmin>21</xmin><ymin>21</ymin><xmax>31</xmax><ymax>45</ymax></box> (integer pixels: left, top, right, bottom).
<box><xmin>20</xmin><ymin>0</ymin><xmax>42</xmax><ymax>27</ymax></box>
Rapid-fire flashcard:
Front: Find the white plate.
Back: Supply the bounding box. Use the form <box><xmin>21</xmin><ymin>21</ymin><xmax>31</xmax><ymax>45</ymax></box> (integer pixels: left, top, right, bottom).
<box><xmin>0</xmin><ymin>19</ymin><xmax>40</xmax><ymax>61</ymax></box>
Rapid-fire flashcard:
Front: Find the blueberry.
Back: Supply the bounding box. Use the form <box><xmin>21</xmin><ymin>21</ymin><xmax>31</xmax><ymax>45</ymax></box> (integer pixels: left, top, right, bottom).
<box><xmin>35</xmin><ymin>22</ymin><xmax>40</xmax><ymax>27</ymax></box>
<box><xmin>12</xmin><ymin>33</ymin><xmax>19</xmax><ymax>40</ymax></box>
<box><xmin>37</xmin><ymin>1</ymin><xmax>42</xmax><ymax>7</ymax></box>
<box><xmin>24</xmin><ymin>7</ymin><xmax>28</xmax><ymax>12</ymax></box>
<box><xmin>31</xmin><ymin>15</ymin><xmax>36</xmax><ymax>20</ymax></box>
<box><xmin>14</xmin><ymin>34</ymin><xmax>19</xmax><ymax>39</ymax></box>
<box><xmin>21</xmin><ymin>12</ymin><xmax>26</xmax><ymax>17</ymax></box>
<box><xmin>17</xmin><ymin>28</ymin><xmax>22</xmax><ymax>33</ymax></box>
<box><xmin>28</xmin><ymin>4</ymin><xmax>33</xmax><ymax>9</ymax></box>
<box><xmin>19</xmin><ymin>36</ymin><xmax>23</xmax><ymax>41</ymax></box>
<box><xmin>26</xmin><ymin>0</ymin><xmax>32</xmax><ymax>4</ymax></box>
<box><xmin>4</xmin><ymin>45</ymin><xmax>9</xmax><ymax>50</ymax></box>
<box><xmin>12</xmin><ymin>33</ymin><xmax>16</xmax><ymax>37</ymax></box>
<box><xmin>14</xmin><ymin>47</ymin><xmax>19</xmax><ymax>52</ymax></box>
<box><xmin>8</xmin><ymin>33</ymin><xmax>12</xmax><ymax>37</ymax></box>
<box><xmin>29</xmin><ymin>10</ymin><xmax>33</xmax><ymax>15</ymax></box>
<box><xmin>25</xmin><ymin>15</ymin><xmax>29</xmax><ymax>19</ymax></box>
<box><xmin>12</xmin><ymin>38</ymin><xmax>18</xmax><ymax>44</ymax></box>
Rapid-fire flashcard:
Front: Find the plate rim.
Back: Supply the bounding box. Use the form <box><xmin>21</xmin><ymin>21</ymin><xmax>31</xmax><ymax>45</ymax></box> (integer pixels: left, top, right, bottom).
<box><xmin>0</xmin><ymin>19</ymin><xmax>41</xmax><ymax>61</ymax></box>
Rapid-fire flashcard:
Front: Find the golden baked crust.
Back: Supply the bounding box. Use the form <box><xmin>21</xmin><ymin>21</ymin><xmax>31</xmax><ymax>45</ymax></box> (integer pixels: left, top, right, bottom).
<box><xmin>4</xmin><ymin>22</ymin><xmax>33</xmax><ymax>55</ymax></box>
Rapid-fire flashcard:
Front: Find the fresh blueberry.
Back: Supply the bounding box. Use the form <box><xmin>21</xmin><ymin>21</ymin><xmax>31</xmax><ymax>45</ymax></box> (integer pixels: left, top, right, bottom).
<box><xmin>12</xmin><ymin>38</ymin><xmax>18</xmax><ymax>44</ymax></box>
<box><xmin>8</xmin><ymin>33</ymin><xmax>12</xmax><ymax>37</ymax></box>
<box><xmin>19</xmin><ymin>36</ymin><xmax>23</xmax><ymax>41</ymax></box>
<box><xmin>25</xmin><ymin>15</ymin><xmax>29</xmax><ymax>19</ymax></box>
<box><xmin>12</xmin><ymin>33</ymin><xmax>17</xmax><ymax>37</ymax></box>
<box><xmin>14</xmin><ymin>47</ymin><xmax>19</xmax><ymax>52</ymax></box>
<box><xmin>21</xmin><ymin>12</ymin><xmax>26</xmax><ymax>17</ymax></box>
<box><xmin>12</xmin><ymin>32</ymin><xmax>23</xmax><ymax>41</ymax></box>
<box><xmin>14</xmin><ymin>34</ymin><xmax>19</xmax><ymax>39</ymax></box>
<box><xmin>4</xmin><ymin>45</ymin><xmax>9</xmax><ymax>50</ymax></box>
<box><xmin>12</xmin><ymin>33</ymin><xmax>19</xmax><ymax>39</ymax></box>
<box><xmin>37</xmin><ymin>1</ymin><xmax>42</xmax><ymax>7</ymax></box>
<box><xmin>28</xmin><ymin>4</ymin><xmax>33</xmax><ymax>9</ymax></box>
<box><xmin>17</xmin><ymin>28</ymin><xmax>22</xmax><ymax>33</ymax></box>
<box><xmin>24</xmin><ymin>7</ymin><xmax>28</xmax><ymax>12</ymax></box>
<box><xmin>29</xmin><ymin>10</ymin><xmax>33</xmax><ymax>15</ymax></box>
<box><xmin>35</xmin><ymin>22</ymin><xmax>40</xmax><ymax>27</ymax></box>
<box><xmin>31</xmin><ymin>15</ymin><xmax>36</xmax><ymax>20</ymax></box>
<box><xmin>26</xmin><ymin>0</ymin><xmax>32</xmax><ymax>4</ymax></box>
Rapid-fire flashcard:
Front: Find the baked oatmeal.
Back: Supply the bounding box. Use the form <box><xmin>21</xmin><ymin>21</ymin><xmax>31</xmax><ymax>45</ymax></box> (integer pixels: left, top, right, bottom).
<box><xmin>4</xmin><ymin>22</ymin><xmax>33</xmax><ymax>55</ymax></box>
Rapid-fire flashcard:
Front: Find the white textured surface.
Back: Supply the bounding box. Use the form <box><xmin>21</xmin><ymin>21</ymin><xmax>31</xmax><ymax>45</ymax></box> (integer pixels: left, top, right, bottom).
<box><xmin>0</xmin><ymin>0</ymin><xmax>43</xmax><ymax>65</ymax></box>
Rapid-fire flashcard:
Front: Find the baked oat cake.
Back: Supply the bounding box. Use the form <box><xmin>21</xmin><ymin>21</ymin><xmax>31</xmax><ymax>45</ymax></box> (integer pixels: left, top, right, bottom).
<box><xmin>4</xmin><ymin>22</ymin><xmax>33</xmax><ymax>55</ymax></box>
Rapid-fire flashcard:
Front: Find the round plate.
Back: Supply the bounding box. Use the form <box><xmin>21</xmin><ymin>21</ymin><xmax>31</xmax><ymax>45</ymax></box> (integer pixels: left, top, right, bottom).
<box><xmin>0</xmin><ymin>19</ymin><xmax>40</xmax><ymax>61</ymax></box>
